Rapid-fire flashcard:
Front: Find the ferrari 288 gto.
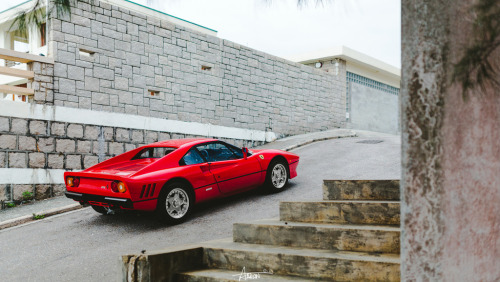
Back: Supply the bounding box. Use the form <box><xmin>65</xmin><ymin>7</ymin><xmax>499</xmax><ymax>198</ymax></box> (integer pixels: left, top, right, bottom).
<box><xmin>64</xmin><ymin>138</ymin><xmax>299</xmax><ymax>223</ymax></box>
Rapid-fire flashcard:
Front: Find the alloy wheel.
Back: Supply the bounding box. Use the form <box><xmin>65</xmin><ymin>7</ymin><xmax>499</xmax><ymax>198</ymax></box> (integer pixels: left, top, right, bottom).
<box><xmin>271</xmin><ymin>163</ymin><xmax>287</xmax><ymax>189</ymax></box>
<box><xmin>165</xmin><ymin>188</ymin><xmax>190</xmax><ymax>218</ymax></box>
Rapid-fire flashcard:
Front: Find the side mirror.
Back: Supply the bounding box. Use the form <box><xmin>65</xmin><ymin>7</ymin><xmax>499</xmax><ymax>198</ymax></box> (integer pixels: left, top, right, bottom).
<box><xmin>242</xmin><ymin>147</ymin><xmax>249</xmax><ymax>159</ymax></box>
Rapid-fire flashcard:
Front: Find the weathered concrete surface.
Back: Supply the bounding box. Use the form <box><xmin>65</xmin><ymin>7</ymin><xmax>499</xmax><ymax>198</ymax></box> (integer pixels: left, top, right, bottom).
<box><xmin>177</xmin><ymin>269</ymin><xmax>315</xmax><ymax>281</ymax></box>
<box><xmin>202</xmin><ymin>239</ymin><xmax>400</xmax><ymax>281</ymax></box>
<box><xmin>121</xmin><ymin>246</ymin><xmax>203</xmax><ymax>282</ymax></box>
<box><xmin>121</xmin><ymin>175</ymin><xmax>403</xmax><ymax>281</ymax></box>
<box><xmin>401</xmin><ymin>0</ymin><xmax>500</xmax><ymax>280</ymax></box>
<box><xmin>440</xmin><ymin>6</ymin><xmax>500</xmax><ymax>281</ymax></box>
<box><xmin>440</xmin><ymin>94</ymin><xmax>500</xmax><ymax>280</ymax></box>
<box><xmin>348</xmin><ymin>82</ymin><xmax>400</xmax><ymax>135</ymax></box>
<box><xmin>233</xmin><ymin>218</ymin><xmax>400</xmax><ymax>253</ymax></box>
<box><xmin>323</xmin><ymin>180</ymin><xmax>400</xmax><ymax>201</ymax></box>
<box><xmin>280</xmin><ymin>201</ymin><xmax>400</xmax><ymax>226</ymax></box>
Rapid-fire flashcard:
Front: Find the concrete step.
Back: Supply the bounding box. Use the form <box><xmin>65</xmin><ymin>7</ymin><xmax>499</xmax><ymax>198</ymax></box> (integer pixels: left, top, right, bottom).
<box><xmin>323</xmin><ymin>180</ymin><xmax>400</xmax><ymax>201</ymax></box>
<box><xmin>233</xmin><ymin>218</ymin><xmax>400</xmax><ymax>254</ymax></box>
<box><xmin>280</xmin><ymin>200</ymin><xmax>400</xmax><ymax>226</ymax></box>
<box><xmin>201</xmin><ymin>238</ymin><xmax>400</xmax><ymax>281</ymax></box>
<box><xmin>177</xmin><ymin>268</ymin><xmax>317</xmax><ymax>281</ymax></box>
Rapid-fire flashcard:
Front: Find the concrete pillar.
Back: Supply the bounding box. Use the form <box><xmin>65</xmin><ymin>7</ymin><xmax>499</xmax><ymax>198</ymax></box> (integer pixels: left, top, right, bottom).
<box><xmin>401</xmin><ymin>0</ymin><xmax>500</xmax><ymax>280</ymax></box>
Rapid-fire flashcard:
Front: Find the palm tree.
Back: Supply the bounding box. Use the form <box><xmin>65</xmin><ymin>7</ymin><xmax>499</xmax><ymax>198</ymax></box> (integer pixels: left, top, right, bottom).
<box><xmin>10</xmin><ymin>0</ymin><xmax>72</xmax><ymax>38</ymax></box>
<box><xmin>452</xmin><ymin>0</ymin><xmax>500</xmax><ymax>97</ymax></box>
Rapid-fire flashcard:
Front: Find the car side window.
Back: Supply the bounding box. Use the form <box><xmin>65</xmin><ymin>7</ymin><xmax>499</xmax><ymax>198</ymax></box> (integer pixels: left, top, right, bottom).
<box><xmin>196</xmin><ymin>142</ymin><xmax>238</xmax><ymax>162</ymax></box>
<box><xmin>180</xmin><ymin>148</ymin><xmax>205</xmax><ymax>166</ymax></box>
<box><xmin>132</xmin><ymin>147</ymin><xmax>176</xmax><ymax>159</ymax></box>
<box><xmin>227</xmin><ymin>143</ymin><xmax>244</xmax><ymax>158</ymax></box>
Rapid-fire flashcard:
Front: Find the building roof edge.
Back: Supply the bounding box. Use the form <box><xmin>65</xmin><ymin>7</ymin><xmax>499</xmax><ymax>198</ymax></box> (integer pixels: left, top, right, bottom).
<box><xmin>285</xmin><ymin>46</ymin><xmax>401</xmax><ymax>78</ymax></box>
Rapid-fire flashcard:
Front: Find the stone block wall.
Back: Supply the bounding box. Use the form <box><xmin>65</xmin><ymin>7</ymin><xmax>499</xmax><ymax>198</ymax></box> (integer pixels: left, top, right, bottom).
<box><xmin>29</xmin><ymin>61</ymin><xmax>55</xmax><ymax>104</ymax></box>
<box><xmin>48</xmin><ymin>0</ymin><xmax>345</xmax><ymax>136</ymax></box>
<box><xmin>0</xmin><ymin>184</ymin><xmax>65</xmax><ymax>205</ymax></box>
<box><xmin>0</xmin><ymin>115</ymin><xmax>262</xmax><ymax>207</ymax></box>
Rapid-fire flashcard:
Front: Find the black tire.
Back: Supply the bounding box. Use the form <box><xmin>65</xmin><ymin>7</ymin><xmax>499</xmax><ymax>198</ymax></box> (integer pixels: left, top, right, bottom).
<box><xmin>156</xmin><ymin>181</ymin><xmax>194</xmax><ymax>224</ymax></box>
<box><xmin>265</xmin><ymin>159</ymin><xmax>289</xmax><ymax>193</ymax></box>
<box><xmin>91</xmin><ymin>205</ymin><xmax>108</xmax><ymax>215</ymax></box>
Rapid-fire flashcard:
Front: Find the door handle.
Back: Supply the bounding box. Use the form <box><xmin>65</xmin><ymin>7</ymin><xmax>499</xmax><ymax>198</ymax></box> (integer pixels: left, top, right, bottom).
<box><xmin>200</xmin><ymin>163</ymin><xmax>210</xmax><ymax>173</ymax></box>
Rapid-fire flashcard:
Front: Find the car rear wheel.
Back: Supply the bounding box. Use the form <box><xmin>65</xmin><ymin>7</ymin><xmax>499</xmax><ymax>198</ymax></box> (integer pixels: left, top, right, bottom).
<box><xmin>265</xmin><ymin>159</ymin><xmax>289</xmax><ymax>193</ymax></box>
<box><xmin>156</xmin><ymin>182</ymin><xmax>193</xmax><ymax>224</ymax></box>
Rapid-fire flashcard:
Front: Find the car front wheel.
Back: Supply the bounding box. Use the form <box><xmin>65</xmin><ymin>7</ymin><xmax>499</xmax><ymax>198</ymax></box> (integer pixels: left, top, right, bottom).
<box><xmin>265</xmin><ymin>159</ymin><xmax>289</xmax><ymax>193</ymax></box>
<box><xmin>156</xmin><ymin>182</ymin><xmax>193</xmax><ymax>224</ymax></box>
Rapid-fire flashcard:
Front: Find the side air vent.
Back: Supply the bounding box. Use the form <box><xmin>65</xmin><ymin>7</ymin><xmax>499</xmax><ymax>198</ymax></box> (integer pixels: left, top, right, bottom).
<box><xmin>150</xmin><ymin>183</ymin><xmax>156</xmax><ymax>197</ymax></box>
<box><xmin>140</xmin><ymin>183</ymin><xmax>157</xmax><ymax>198</ymax></box>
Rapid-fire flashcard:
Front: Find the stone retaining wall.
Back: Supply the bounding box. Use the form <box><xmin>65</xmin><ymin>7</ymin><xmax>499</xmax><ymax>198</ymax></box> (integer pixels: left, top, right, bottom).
<box><xmin>49</xmin><ymin>0</ymin><xmax>345</xmax><ymax>136</ymax></box>
<box><xmin>0</xmin><ymin>115</ymin><xmax>262</xmax><ymax>207</ymax></box>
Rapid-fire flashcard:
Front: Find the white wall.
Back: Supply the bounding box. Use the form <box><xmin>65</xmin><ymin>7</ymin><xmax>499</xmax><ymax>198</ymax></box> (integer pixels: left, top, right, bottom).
<box><xmin>348</xmin><ymin>82</ymin><xmax>400</xmax><ymax>134</ymax></box>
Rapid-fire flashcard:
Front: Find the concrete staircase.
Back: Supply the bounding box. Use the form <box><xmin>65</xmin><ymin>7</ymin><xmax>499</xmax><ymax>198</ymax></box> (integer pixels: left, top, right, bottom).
<box><xmin>122</xmin><ymin>180</ymin><xmax>401</xmax><ymax>281</ymax></box>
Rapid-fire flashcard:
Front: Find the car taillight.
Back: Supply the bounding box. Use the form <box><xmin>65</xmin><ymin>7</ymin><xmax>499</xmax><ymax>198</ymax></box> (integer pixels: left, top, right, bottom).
<box><xmin>66</xmin><ymin>176</ymin><xmax>80</xmax><ymax>187</ymax></box>
<box><xmin>117</xmin><ymin>182</ymin><xmax>127</xmax><ymax>193</ymax></box>
<box><xmin>111</xmin><ymin>181</ymin><xmax>118</xmax><ymax>192</ymax></box>
<box><xmin>110</xmin><ymin>181</ymin><xmax>126</xmax><ymax>193</ymax></box>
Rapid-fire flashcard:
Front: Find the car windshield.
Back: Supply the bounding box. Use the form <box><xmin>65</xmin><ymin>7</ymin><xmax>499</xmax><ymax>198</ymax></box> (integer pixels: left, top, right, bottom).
<box><xmin>132</xmin><ymin>147</ymin><xmax>176</xmax><ymax>159</ymax></box>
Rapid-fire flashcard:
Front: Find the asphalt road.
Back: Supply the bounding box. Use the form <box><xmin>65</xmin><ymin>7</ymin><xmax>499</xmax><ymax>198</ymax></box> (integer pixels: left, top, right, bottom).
<box><xmin>0</xmin><ymin>132</ymin><xmax>400</xmax><ymax>281</ymax></box>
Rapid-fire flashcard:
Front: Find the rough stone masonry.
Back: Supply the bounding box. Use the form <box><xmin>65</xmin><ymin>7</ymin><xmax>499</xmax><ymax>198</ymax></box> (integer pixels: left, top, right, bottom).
<box><xmin>48</xmin><ymin>0</ymin><xmax>346</xmax><ymax>135</ymax></box>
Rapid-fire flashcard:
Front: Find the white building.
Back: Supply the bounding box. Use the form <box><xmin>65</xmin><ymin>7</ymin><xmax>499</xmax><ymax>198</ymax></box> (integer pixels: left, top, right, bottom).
<box><xmin>287</xmin><ymin>46</ymin><xmax>401</xmax><ymax>134</ymax></box>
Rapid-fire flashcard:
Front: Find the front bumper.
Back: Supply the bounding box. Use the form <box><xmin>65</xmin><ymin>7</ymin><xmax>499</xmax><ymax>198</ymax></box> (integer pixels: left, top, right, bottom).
<box><xmin>65</xmin><ymin>191</ymin><xmax>133</xmax><ymax>209</ymax></box>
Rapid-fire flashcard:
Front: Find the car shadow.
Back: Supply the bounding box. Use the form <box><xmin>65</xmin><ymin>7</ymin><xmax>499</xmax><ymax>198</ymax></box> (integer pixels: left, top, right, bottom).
<box><xmin>192</xmin><ymin>181</ymin><xmax>298</xmax><ymax>216</ymax></box>
<box><xmin>85</xmin><ymin>181</ymin><xmax>298</xmax><ymax>230</ymax></box>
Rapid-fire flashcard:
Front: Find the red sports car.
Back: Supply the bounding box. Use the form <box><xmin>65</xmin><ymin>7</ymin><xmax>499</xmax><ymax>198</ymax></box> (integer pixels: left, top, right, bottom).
<box><xmin>64</xmin><ymin>138</ymin><xmax>299</xmax><ymax>223</ymax></box>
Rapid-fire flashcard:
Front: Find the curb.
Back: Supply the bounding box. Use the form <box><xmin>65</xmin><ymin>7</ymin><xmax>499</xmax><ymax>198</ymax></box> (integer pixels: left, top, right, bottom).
<box><xmin>283</xmin><ymin>133</ymin><xmax>357</xmax><ymax>151</ymax></box>
<box><xmin>0</xmin><ymin>203</ymin><xmax>83</xmax><ymax>230</ymax></box>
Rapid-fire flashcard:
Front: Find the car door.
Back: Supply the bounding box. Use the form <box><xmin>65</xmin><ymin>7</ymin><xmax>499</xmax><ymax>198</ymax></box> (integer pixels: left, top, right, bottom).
<box><xmin>196</xmin><ymin>142</ymin><xmax>262</xmax><ymax>194</ymax></box>
<box><xmin>179</xmin><ymin>148</ymin><xmax>218</xmax><ymax>192</ymax></box>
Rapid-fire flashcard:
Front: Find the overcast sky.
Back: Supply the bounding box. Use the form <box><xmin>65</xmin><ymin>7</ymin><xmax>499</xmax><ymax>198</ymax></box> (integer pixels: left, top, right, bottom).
<box><xmin>139</xmin><ymin>0</ymin><xmax>401</xmax><ymax>67</ymax></box>
<box><xmin>5</xmin><ymin>0</ymin><xmax>401</xmax><ymax>67</ymax></box>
